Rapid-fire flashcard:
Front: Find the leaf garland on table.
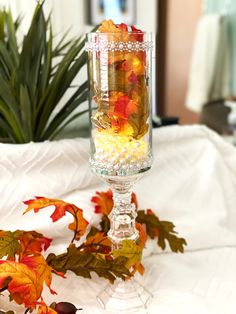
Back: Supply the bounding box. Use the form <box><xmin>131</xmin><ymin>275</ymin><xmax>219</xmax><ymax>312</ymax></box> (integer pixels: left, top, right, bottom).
<box><xmin>0</xmin><ymin>191</ymin><xmax>186</xmax><ymax>313</ymax></box>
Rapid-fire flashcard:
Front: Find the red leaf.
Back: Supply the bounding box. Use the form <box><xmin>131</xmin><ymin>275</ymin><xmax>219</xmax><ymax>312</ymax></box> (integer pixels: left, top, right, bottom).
<box><xmin>0</xmin><ymin>255</ymin><xmax>57</xmax><ymax>308</ymax></box>
<box><xmin>91</xmin><ymin>190</ymin><xmax>113</xmax><ymax>215</ymax></box>
<box><xmin>118</xmin><ymin>23</ymin><xmax>128</xmax><ymax>32</ymax></box>
<box><xmin>128</xmin><ymin>71</ymin><xmax>138</xmax><ymax>84</ymax></box>
<box><xmin>91</xmin><ymin>190</ymin><xmax>138</xmax><ymax>216</ymax></box>
<box><xmin>23</xmin><ymin>197</ymin><xmax>88</xmax><ymax>240</ymax></box>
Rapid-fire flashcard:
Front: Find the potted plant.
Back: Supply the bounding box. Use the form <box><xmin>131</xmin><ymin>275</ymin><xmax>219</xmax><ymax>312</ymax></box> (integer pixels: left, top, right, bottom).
<box><xmin>0</xmin><ymin>3</ymin><xmax>88</xmax><ymax>143</ymax></box>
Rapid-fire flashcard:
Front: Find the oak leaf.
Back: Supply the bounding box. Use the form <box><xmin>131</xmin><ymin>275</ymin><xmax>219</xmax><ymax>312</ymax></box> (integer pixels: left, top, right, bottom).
<box><xmin>80</xmin><ymin>228</ymin><xmax>112</xmax><ymax>254</ymax></box>
<box><xmin>113</xmin><ymin>239</ymin><xmax>143</xmax><ymax>274</ymax></box>
<box><xmin>23</xmin><ymin>197</ymin><xmax>88</xmax><ymax>241</ymax></box>
<box><xmin>0</xmin><ymin>231</ymin><xmax>20</xmax><ymax>260</ymax></box>
<box><xmin>136</xmin><ymin>210</ymin><xmax>187</xmax><ymax>253</ymax></box>
<box><xmin>47</xmin><ymin>244</ymin><xmax>131</xmax><ymax>284</ymax></box>
<box><xmin>0</xmin><ymin>230</ymin><xmax>52</xmax><ymax>261</ymax></box>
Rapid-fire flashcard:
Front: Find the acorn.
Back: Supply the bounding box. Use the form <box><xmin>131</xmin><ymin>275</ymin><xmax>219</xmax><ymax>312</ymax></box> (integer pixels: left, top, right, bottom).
<box><xmin>54</xmin><ymin>302</ymin><xmax>82</xmax><ymax>314</ymax></box>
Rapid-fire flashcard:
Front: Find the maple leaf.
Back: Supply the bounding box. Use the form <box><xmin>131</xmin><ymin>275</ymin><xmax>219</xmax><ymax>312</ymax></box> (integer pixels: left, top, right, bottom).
<box><xmin>79</xmin><ymin>227</ymin><xmax>112</xmax><ymax>254</ymax></box>
<box><xmin>131</xmin><ymin>25</ymin><xmax>144</xmax><ymax>42</ymax></box>
<box><xmin>91</xmin><ymin>190</ymin><xmax>113</xmax><ymax>215</ymax></box>
<box><xmin>128</xmin><ymin>72</ymin><xmax>138</xmax><ymax>84</ymax></box>
<box><xmin>113</xmin><ymin>239</ymin><xmax>143</xmax><ymax>275</ymax></box>
<box><xmin>38</xmin><ymin>304</ymin><xmax>57</xmax><ymax>314</ymax></box>
<box><xmin>21</xmin><ymin>255</ymin><xmax>61</xmax><ymax>295</ymax></box>
<box><xmin>91</xmin><ymin>190</ymin><xmax>138</xmax><ymax>216</ymax></box>
<box><xmin>98</xmin><ymin>19</ymin><xmax>122</xmax><ymax>33</ymax></box>
<box><xmin>0</xmin><ymin>230</ymin><xmax>52</xmax><ymax>261</ymax></box>
<box><xmin>113</xmin><ymin>95</ymin><xmax>130</xmax><ymax>119</ymax></box>
<box><xmin>47</xmin><ymin>244</ymin><xmax>132</xmax><ymax>284</ymax></box>
<box><xmin>135</xmin><ymin>223</ymin><xmax>147</xmax><ymax>248</ymax></box>
<box><xmin>19</xmin><ymin>231</ymin><xmax>52</xmax><ymax>259</ymax></box>
<box><xmin>118</xmin><ymin>23</ymin><xmax>128</xmax><ymax>32</ymax></box>
<box><xmin>0</xmin><ymin>231</ymin><xmax>20</xmax><ymax>260</ymax></box>
<box><xmin>67</xmin><ymin>205</ymin><xmax>89</xmax><ymax>242</ymax></box>
<box><xmin>0</xmin><ymin>255</ymin><xmax>60</xmax><ymax>308</ymax></box>
<box><xmin>23</xmin><ymin>197</ymin><xmax>88</xmax><ymax>242</ymax></box>
<box><xmin>136</xmin><ymin>210</ymin><xmax>187</xmax><ymax>253</ymax></box>
<box><xmin>0</xmin><ymin>260</ymin><xmax>43</xmax><ymax>308</ymax></box>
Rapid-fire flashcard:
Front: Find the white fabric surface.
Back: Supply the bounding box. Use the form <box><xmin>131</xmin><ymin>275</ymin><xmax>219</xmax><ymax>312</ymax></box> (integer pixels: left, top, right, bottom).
<box><xmin>1</xmin><ymin>125</ymin><xmax>236</xmax><ymax>313</ymax></box>
<box><xmin>0</xmin><ymin>138</ymin><xmax>99</xmax><ymax>227</ymax></box>
<box><xmin>186</xmin><ymin>14</ymin><xmax>230</xmax><ymax>113</ymax></box>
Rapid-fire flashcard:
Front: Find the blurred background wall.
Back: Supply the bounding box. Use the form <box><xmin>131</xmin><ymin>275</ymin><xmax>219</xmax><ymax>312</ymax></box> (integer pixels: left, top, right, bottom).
<box><xmin>157</xmin><ymin>0</ymin><xmax>202</xmax><ymax>124</ymax></box>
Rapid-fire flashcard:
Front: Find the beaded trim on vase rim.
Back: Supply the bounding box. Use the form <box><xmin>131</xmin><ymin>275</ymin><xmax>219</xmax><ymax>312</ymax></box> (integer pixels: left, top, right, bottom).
<box><xmin>85</xmin><ymin>41</ymin><xmax>153</xmax><ymax>52</ymax></box>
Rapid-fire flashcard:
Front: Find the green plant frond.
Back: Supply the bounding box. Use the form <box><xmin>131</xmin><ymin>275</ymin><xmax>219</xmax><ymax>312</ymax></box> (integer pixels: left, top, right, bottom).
<box><xmin>41</xmin><ymin>83</ymin><xmax>88</xmax><ymax>140</ymax></box>
<box><xmin>0</xmin><ymin>99</ymin><xmax>24</xmax><ymax>143</ymax></box>
<box><xmin>38</xmin><ymin>22</ymin><xmax>52</xmax><ymax>103</ymax></box>
<box><xmin>0</xmin><ymin>116</ymin><xmax>15</xmax><ymax>142</ymax></box>
<box><xmin>0</xmin><ymin>10</ymin><xmax>5</xmax><ymax>41</ymax></box>
<box><xmin>49</xmin><ymin>108</ymin><xmax>89</xmax><ymax>140</ymax></box>
<box><xmin>5</xmin><ymin>9</ymin><xmax>19</xmax><ymax>66</ymax></box>
<box><xmin>0</xmin><ymin>3</ymin><xmax>90</xmax><ymax>143</ymax></box>
<box><xmin>35</xmin><ymin>39</ymin><xmax>87</xmax><ymax>139</ymax></box>
<box><xmin>52</xmin><ymin>27</ymin><xmax>76</xmax><ymax>57</ymax></box>
<box><xmin>0</xmin><ymin>75</ymin><xmax>19</xmax><ymax>117</ymax></box>
<box><xmin>0</xmin><ymin>41</ymin><xmax>15</xmax><ymax>75</ymax></box>
<box><xmin>19</xmin><ymin>84</ymin><xmax>33</xmax><ymax>141</ymax></box>
<box><xmin>18</xmin><ymin>3</ymin><xmax>46</xmax><ymax>102</ymax></box>
<box><xmin>14</xmin><ymin>14</ymin><xmax>22</xmax><ymax>31</ymax></box>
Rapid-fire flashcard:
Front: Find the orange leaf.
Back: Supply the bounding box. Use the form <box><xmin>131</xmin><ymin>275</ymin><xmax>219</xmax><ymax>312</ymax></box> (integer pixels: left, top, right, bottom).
<box><xmin>19</xmin><ymin>231</ymin><xmax>52</xmax><ymax>260</ymax></box>
<box><xmin>91</xmin><ymin>190</ymin><xmax>113</xmax><ymax>215</ymax></box>
<box><xmin>132</xmin><ymin>262</ymin><xmax>145</xmax><ymax>276</ymax></box>
<box><xmin>23</xmin><ymin>197</ymin><xmax>70</xmax><ymax>222</ymax></box>
<box><xmin>91</xmin><ymin>190</ymin><xmax>138</xmax><ymax>216</ymax></box>
<box><xmin>67</xmin><ymin>205</ymin><xmax>89</xmax><ymax>240</ymax></box>
<box><xmin>38</xmin><ymin>304</ymin><xmax>57</xmax><ymax>314</ymax></box>
<box><xmin>98</xmin><ymin>19</ymin><xmax>121</xmax><ymax>33</ymax></box>
<box><xmin>82</xmin><ymin>231</ymin><xmax>112</xmax><ymax>254</ymax></box>
<box><xmin>23</xmin><ymin>197</ymin><xmax>88</xmax><ymax>240</ymax></box>
<box><xmin>21</xmin><ymin>255</ymin><xmax>60</xmax><ymax>296</ymax></box>
<box><xmin>0</xmin><ymin>230</ymin><xmax>52</xmax><ymax>261</ymax></box>
<box><xmin>135</xmin><ymin>223</ymin><xmax>147</xmax><ymax>248</ymax></box>
<box><xmin>0</xmin><ymin>259</ymin><xmax>43</xmax><ymax>308</ymax></box>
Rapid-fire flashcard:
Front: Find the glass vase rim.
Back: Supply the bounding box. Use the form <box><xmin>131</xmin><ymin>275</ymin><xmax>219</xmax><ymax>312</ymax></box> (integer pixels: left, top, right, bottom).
<box><xmin>86</xmin><ymin>31</ymin><xmax>152</xmax><ymax>36</ymax></box>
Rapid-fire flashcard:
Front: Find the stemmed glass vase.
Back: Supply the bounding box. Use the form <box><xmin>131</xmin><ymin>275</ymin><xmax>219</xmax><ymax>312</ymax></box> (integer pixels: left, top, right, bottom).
<box><xmin>86</xmin><ymin>30</ymin><xmax>153</xmax><ymax>312</ymax></box>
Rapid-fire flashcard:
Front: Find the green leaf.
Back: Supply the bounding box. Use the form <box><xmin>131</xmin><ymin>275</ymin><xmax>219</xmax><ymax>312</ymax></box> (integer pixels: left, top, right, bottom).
<box><xmin>0</xmin><ymin>231</ymin><xmax>20</xmax><ymax>260</ymax></box>
<box><xmin>5</xmin><ymin>9</ymin><xmax>19</xmax><ymax>66</ymax></box>
<box><xmin>35</xmin><ymin>38</ymin><xmax>86</xmax><ymax>139</ymax></box>
<box><xmin>136</xmin><ymin>210</ymin><xmax>187</xmax><ymax>253</ymax></box>
<box><xmin>48</xmin><ymin>108</ymin><xmax>89</xmax><ymax>140</ymax></box>
<box><xmin>18</xmin><ymin>2</ymin><xmax>46</xmax><ymax>104</ymax></box>
<box><xmin>0</xmin><ymin>10</ymin><xmax>5</xmax><ymax>41</ymax></box>
<box><xmin>0</xmin><ymin>41</ymin><xmax>15</xmax><ymax>77</ymax></box>
<box><xmin>42</xmin><ymin>83</ymin><xmax>88</xmax><ymax>140</ymax></box>
<box><xmin>0</xmin><ymin>4</ymin><xmax>89</xmax><ymax>143</ymax></box>
<box><xmin>19</xmin><ymin>85</ymin><xmax>32</xmax><ymax>141</ymax></box>
<box><xmin>46</xmin><ymin>244</ymin><xmax>132</xmax><ymax>284</ymax></box>
<box><xmin>113</xmin><ymin>239</ymin><xmax>143</xmax><ymax>269</ymax></box>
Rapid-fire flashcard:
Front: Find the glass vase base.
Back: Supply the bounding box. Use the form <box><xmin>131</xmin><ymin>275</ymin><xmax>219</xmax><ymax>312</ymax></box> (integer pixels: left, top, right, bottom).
<box><xmin>97</xmin><ymin>279</ymin><xmax>153</xmax><ymax>313</ymax></box>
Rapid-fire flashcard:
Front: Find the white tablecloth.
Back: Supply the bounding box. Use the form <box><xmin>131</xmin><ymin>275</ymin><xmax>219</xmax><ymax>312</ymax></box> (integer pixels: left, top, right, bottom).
<box><xmin>1</xmin><ymin>125</ymin><xmax>236</xmax><ymax>313</ymax></box>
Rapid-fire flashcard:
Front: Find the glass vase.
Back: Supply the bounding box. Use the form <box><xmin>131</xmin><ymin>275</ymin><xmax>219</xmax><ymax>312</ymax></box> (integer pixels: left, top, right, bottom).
<box><xmin>86</xmin><ymin>30</ymin><xmax>153</xmax><ymax>312</ymax></box>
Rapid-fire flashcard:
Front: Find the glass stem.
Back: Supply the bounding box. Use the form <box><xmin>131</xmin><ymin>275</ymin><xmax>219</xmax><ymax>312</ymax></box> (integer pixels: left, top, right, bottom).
<box><xmin>107</xmin><ymin>177</ymin><xmax>139</xmax><ymax>247</ymax></box>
